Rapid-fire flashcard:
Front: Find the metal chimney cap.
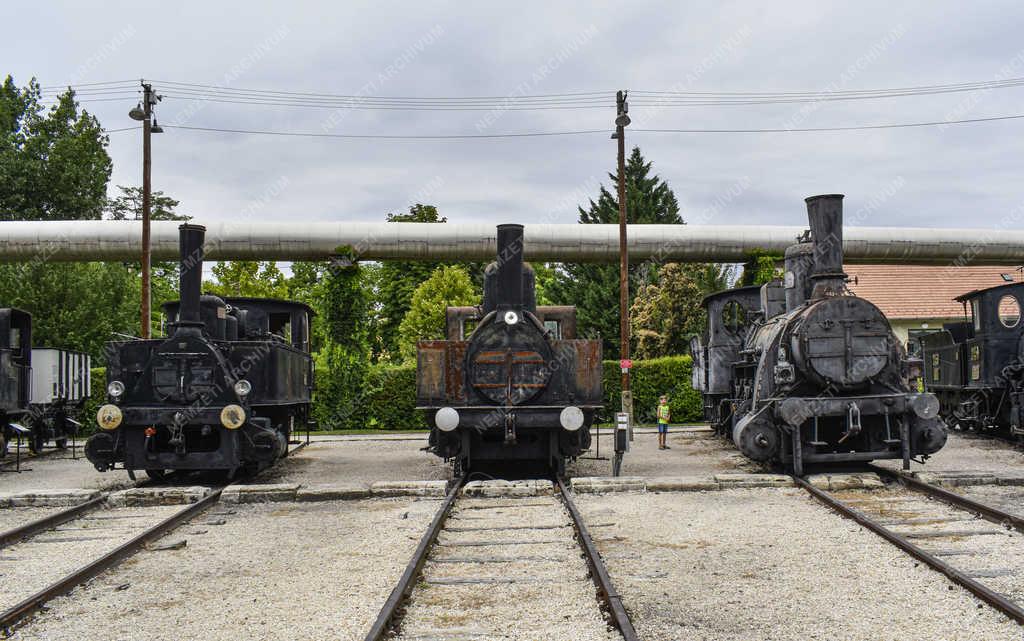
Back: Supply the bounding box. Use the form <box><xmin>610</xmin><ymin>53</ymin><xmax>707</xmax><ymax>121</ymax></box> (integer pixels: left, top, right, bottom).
<box><xmin>804</xmin><ymin>194</ymin><xmax>845</xmax><ymax>203</ymax></box>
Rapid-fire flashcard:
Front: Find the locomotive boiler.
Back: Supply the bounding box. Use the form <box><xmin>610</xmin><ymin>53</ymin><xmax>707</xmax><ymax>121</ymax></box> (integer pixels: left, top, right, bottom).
<box><xmin>85</xmin><ymin>223</ymin><xmax>314</xmax><ymax>479</ymax></box>
<box><xmin>416</xmin><ymin>224</ymin><xmax>603</xmax><ymax>476</ymax></box>
<box><xmin>692</xmin><ymin>194</ymin><xmax>947</xmax><ymax>475</ymax></box>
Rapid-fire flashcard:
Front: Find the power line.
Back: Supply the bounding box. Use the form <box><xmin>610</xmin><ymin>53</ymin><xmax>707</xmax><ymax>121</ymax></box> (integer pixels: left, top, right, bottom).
<box><xmin>633</xmin><ymin>112</ymin><xmax>1024</xmax><ymax>133</ymax></box>
<box><xmin>164</xmin><ymin>124</ymin><xmax>609</xmax><ymax>139</ymax></box>
<box><xmin>159</xmin><ymin>111</ymin><xmax>1024</xmax><ymax>141</ymax></box>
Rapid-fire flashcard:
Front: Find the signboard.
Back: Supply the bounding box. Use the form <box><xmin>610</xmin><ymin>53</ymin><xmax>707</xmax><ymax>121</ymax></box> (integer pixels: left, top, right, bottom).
<box><xmin>619</xmin><ymin>358</ymin><xmax>632</xmax><ymax>373</ymax></box>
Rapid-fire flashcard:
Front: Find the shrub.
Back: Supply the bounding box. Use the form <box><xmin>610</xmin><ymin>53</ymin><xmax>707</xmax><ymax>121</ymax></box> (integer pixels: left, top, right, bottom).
<box><xmin>600</xmin><ymin>355</ymin><xmax>702</xmax><ymax>425</ymax></box>
<box><xmin>79</xmin><ymin>367</ymin><xmax>106</xmax><ymax>438</ymax></box>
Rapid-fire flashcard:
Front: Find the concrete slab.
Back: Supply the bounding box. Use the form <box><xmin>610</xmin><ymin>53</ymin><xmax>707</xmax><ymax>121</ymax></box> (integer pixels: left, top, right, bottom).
<box><xmin>571</xmin><ymin>477</ymin><xmax>646</xmax><ymax>494</ymax></box>
<box><xmin>106</xmin><ymin>486</ymin><xmax>211</xmax><ymax>507</ymax></box>
<box><xmin>714</xmin><ymin>473</ymin><xmax>795</xmax><ymax>488</ymax></box>
<box><xmin>461</xmin><ymin>480</ymin><xmax>554</xmax><ymax>498</ymax></box>
<box><xmin>370</xmin><ymin>480</ymin><xmax>448</xmax><ymax>498</ymax></box>
<box><xmin>2</xmin><ymin>489</ymin><xmax>101</xmax><ymax>507</ymax></box>
<box><xmin>221</xmin><ymin>483</ymin><xmax>300</xmax><ymax>504</ymax></box>
<box><xmin>828</xmin><ymin>473</ymin><xmax>886</xmax><ymax>490</ymax></box>
<box><xmin>295</xmin><ymin>483</ymin><xmax>373</xmax><ymax>502</ymax></box>
<box><xmin>645</xmin><ymin>476</ymin><xmax>719</xmax><ymax>492</ymax></box>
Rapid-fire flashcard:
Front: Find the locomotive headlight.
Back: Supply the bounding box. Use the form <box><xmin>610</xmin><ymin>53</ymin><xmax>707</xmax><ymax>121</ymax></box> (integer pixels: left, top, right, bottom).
<box><xmin>560</xmin><ymin>406</ymin><xmax>585</xmax><ymax>431</ymax></box>
<box><xmin>503</xmin><ymin>311</ymin><xmax>519</xmax><ymax>325</ymax></box>
<box><xmin>435</xmin><ymin>406</ymin><xmax>460</xmax><ymax>432</ymax></box>
<box><xmin>233</xmin><ymin>379</ymin><xmax>252</xmax><ymax>398</ymax></box>
<box><xmin>96</xmin><ymin>404</ymin><xmax>123</xmax><ymax>430</ymax></box>
<box><xmin>107</xmin><ymin>380</ymin><xmax>125</xmax><ymax>399</ymax></box>
<box><xmin>220</xmin><ymin>404</ymin><xmax>246</xmax><ymax>430</ymax></box>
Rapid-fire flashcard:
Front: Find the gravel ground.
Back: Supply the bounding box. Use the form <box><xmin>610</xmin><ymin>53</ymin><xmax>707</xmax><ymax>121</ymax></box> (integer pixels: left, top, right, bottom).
<box><xmin>0</xmin><ymin>447</ymin><xmax>136</xmax><ymax>494</ymax></box>
<box><xmin>10</xmin><ymin>497</ymin><xmax>440</xmax><ymax>641</ymax></box>
<box><xmin>0</xmin><ymin>504</ymin><xmax>183</xmax><ymax>614</ymax></box>
<box><xmin>0</xmin><ymin>507</ymin><xmax>65</xmax><ymax>534</ymax></box>
<box><xmin>397</xmin><ymin>497</ymin><xmax>618</xmax><ymax>641</ymax></box>
<box><xmin>572</xmin><ymin>428</ymin><xmax>758</xmax><ymax>478</ymax></box>
<box><xmin>875</xmin><ymin>432</ymin><xmax>1024</xmax><ymax>476</ymax></box>
<box><xmin>259</xmin><ymin>439</ymin><xmax>448</xmax><ymax>485</ymax></box>
<box><xmin>952</xmin><ymin>483</ymin><xmax>1024</xmax><ymax>520</ymax></box>
<box><xmin>576</xmin><ymin>489</ymin><xmax>1021</xmax><ymax>640</ymax></box>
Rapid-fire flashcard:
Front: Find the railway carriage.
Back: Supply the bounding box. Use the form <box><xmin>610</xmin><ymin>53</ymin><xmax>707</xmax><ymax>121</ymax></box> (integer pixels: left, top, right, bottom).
<box><xmin>692</xmin><ymin>194</ymin><xmax>948</xmax><ymax>474</ymax></box>
<box><xmin>921</xmin><ymin>282</ymin><xmax>1024</xmax><ymax>436</ymax></box>
<box><xmin>416</xmin><ymin>224</ymin><xmax>603</xmax><ymax>476</ymax></box>
<box><xmin>85</xmin><ymin>224</ymin><xmax>314</xmax><ymax>479</ymax></box>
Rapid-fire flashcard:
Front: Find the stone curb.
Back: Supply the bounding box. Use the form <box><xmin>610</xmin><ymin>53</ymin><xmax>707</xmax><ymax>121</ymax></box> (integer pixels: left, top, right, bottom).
<box><xmin>461</xmin><ymin>480</ymin><xmax>554</xmax><ymax>498</ymax></box>
<box><xmin>571</xmin><ymin>473</ymin><xmax>885</xmax><ymax>494</ymax></box>
<box><xmin>370</xmin><ymin>481</ymin><xmax>449</xmax><ymax>498</ymax></box>
<box><xmin>106</xmin><ymin>486</ymin><xmax>211</xmax><ymax>507</ymax></box>
<box><xmin>296</xmin><ymin>484</ymin><xmax>373</xmax><ymax>502</ymax></box>
<box><xmin>0</xmin><ymin>489</ymin><xmax>102</xmax><ymax>507</ymax></box>
<box><xmin>221</xmin><ymin>483</ymin><xmax>300</xmax><ymax>504</ymax></box>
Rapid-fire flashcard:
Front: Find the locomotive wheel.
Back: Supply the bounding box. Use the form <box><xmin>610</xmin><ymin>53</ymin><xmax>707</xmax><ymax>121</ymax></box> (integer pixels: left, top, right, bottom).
<box><xmin>28</xmin><ymin>430</ymin><xmax>46</xmax><ymax>454</ymax></box>
<box><xmin>145</xmin><ymin>469</ymin><xmax>172</xmax><ymax>481</ymax></box>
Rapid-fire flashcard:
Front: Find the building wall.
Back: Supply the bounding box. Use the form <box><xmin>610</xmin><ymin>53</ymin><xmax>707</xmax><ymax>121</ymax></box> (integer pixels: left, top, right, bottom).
<box><xmin>890</xmin><ymin>317</ymin><xmax>962</xmax><ymax>346</ymax></box>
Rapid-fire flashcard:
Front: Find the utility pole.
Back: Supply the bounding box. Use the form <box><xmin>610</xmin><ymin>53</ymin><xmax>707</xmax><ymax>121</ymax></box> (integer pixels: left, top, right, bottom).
<box><xmin>130</xmin><ymin>81</ymin><xmax>162</xmax><ymax>338</ymax></box>
<box><xmin>613</xmin><ymin>90</ymin><xmax>632</xmax><ymax>417</ymax></box>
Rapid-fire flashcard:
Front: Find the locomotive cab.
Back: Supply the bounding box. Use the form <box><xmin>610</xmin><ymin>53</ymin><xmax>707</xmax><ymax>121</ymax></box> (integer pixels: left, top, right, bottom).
<box><xmin>0</xmin><ymin>308</ymin><xmax>32</xmax><ymax>455</ymax></box>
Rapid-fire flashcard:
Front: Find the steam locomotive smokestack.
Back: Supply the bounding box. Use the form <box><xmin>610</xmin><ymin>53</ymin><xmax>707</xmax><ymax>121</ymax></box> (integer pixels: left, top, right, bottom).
<box><xmin>496</xmin><ymin>224</ymin><xmax>525</xmax><ymax>308</ymax></box>
<box><xmin>805</xmin><ymin>194</ymin><xmax>846</xmax><ymax>298</ymax></box>
<box><xmin>178</xmin><ymin>224</ymin><xmax>206</xmax><ymax>325</ymax></box>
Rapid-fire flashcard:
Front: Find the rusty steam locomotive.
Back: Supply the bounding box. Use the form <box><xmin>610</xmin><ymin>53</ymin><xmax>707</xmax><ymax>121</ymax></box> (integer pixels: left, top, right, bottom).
<box><xmin>692</xmin><ymin>194</ymin><xmax>948</xmax><ymax>475</ymax></box>
<box><xmin>416</xmin><ymin>224</ymin><xmax>603</xmax><ymax>476</ymax></box>
<box><xmin>85</xmin><ymin>224</ymin><xmax>314</xmax><ymax>479</ymax></box>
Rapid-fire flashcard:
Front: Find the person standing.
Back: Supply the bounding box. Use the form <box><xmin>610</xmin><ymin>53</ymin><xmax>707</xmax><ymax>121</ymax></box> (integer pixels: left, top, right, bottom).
<box><xmin>657</xmin><ymin>395</ymin><xmax>671</xmax><ymax>450</ymax></box>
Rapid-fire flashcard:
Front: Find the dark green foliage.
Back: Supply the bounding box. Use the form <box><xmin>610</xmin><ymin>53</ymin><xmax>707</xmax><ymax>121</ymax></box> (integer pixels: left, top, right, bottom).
<box><xmin>739</xmin><ymin>251</ymin><xmax>782</xmax><ymax>286</ymax></box>
<box><xmin>547</xmin><ymin>147</ymin><xmax>683</xmax><ymax>359</ymax></box>
<box><xmin>312</xmin><ymin>355</ymin><xmax>701</xmax><ymax>431</ymax></box>
<box><xmin>313</xmin><ymin>262</ymin><xmax>372</xmax><ymax>429</ymax></box>
<box><xmin>600</xmin><ymin>356</ymin><xmax>702</xmax><ymax>425</ymax></box>
<box><xmin>80</xmin><ymin>367</ymin><xmax>107</xmax><ymax>438</ymax></box>
<box><xmin>105</xmin><ymin>185</ymin><xmax>188</xmax><ymax>221</ymax></box>
<box><xmin>0</xmin><ymin>77</ymin><xmax>111</xmax><ymax>222</ymax></box>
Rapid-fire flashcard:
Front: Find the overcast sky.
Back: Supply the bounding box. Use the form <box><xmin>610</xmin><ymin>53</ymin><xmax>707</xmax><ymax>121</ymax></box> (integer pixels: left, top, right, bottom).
<box><xmin>5</xmin><ymin>1</ymin><xmax>1024</xmax><ymax>232</ymax></box>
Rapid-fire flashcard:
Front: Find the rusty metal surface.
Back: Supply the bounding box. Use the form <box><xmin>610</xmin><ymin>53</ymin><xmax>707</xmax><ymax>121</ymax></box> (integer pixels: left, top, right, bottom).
<box><xmin>416</xmin><ymin>341</ymin><xmax>448</xmax><ymax>403</ymax></box>
<box><xmin>569</xmin><ymin>339</ymin><xmax>604</xmax><ymax>403</ymax></box>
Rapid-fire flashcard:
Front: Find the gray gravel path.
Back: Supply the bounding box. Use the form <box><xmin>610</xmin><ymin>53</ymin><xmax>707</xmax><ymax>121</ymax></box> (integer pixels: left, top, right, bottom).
<box><xmin>0</xmin><ymin>507</ymin><xmax>65</xmax><ymax>534</ymax></box>
<box><xmin>573</xmin><ymin>429</ymin><xmax>758</xmax><ymax>479</ymax></box>
<box><xmin>259</xmin><ymin>439</ymin><xmax>447</xmax><ymax>485</ymax></box>
<box><xmin>9</xmin><ymin>497</ymin><xmax>440</xmax><ymax>641</ymax></box>
<box><xmin>576</xmin><ymin>489</ymin><xmax>1022</xmax><ymax>640</ymax></box>
<box><xmin>876</xmin><ymin>432</ymin><xmax>1024</xmax><ymax>476</ymax></box>
<box><xmin>0</xmin><ymin>449</ymin><xmax>136</xmax><ymax>494</ymax></box>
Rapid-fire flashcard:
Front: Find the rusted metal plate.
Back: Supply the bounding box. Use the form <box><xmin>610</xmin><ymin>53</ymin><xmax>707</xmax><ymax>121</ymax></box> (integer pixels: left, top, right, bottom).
<box><xmin>447</xmin><ymin>341</ymin><xmax>468</xmax><ymax>403</ymax></box>
<box><xmin>568</xmin><ymin>339</ymin><xmax>603</xmax><ymax>403</ymax></box>
<box><xmin>416</xmin><ymin>341</ymin><xmax>448</xmax><ymax>403</ymax></box>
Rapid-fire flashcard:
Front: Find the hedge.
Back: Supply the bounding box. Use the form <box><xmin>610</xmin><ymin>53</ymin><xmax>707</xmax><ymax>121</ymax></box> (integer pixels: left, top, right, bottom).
<box><xmin>80</xmin><ymin>367</ymin><xmax>107</xmax><ymax>438</ymax></box>
<box><xmin>599</xmin><ymin>355</ymin><xmax>703</xmax><ymax>425</ymax></box>
<box><xmin>315</xmin><ymin>354</ymin><xmax>702</xmax><ymax>430</ymax></box>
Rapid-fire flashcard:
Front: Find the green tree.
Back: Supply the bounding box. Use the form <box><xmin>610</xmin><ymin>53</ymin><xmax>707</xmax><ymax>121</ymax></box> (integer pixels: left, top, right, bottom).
<box><xmin>206</xmin><ymin>261</ymin><xmax>289</xmax><ymax>299</ymax></box>
<box><xmin>105</xmin><ymin>185</ymin><xmax>188</xmax><ymax>221</ymax></box>
<box><xmin>373</xmin><ymin>204</ymin><xmax>447</xmax><ymax>362</ymax></box>
<box><xmin>630</xmin><ymin>263</ymin><xmax>735</xmax><ymax>359</ymax></box>
<box><xmin>0</xmin><ymin>77</ymin><xmax>131</xmax><ymax>361</ymax></box>
<box><xmin>0</xmin><ymin>77</ymin><xmax>111</xmax><ymax>221</ymax></box>
<box><xmin>397</xmin><ymin>265</ymin><xmax>479</xmax><ymax>362</ymax></box>
<box><xmin>547</xmin><ymin>147</ymin><xmax>683</xmax><ymax>358</ymax></box>
<box><xmin>315</xmin><ymin>258</ymin><xmax>372</xmax><ymax>429</ymax></box>
<box><xmin>738</xmin><ymin>251</ymin><xmax>782</xmax><ymax>286</ymax></box>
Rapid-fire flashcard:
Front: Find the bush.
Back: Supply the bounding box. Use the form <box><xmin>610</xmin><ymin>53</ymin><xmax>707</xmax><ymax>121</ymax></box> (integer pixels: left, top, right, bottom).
<box><xmin>600</xmin><ymin>355</ymin><xmax>703</xmax><ymax>425</ymax></box>
<box><xmin>79</xmin><ymin>367</ymin><xmax>106</xmax><ymax>438</ymax></box>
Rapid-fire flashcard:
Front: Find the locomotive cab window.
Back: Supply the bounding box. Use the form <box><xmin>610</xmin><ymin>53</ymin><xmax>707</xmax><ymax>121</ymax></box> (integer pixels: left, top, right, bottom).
<box><xmin>8</xmin><ymin>328</ymin><xmax>19</xmax><ymax>356</ymax></box>
<box><xmin>998</xmin><ymin>294</ymin><xmax>1021</xmax><ymax>328</ymax></box>
<box><xmin>268</xmin><ymin>313</ymin><xmax>292</xmax><ymax>343</ymax></box>
<box><xmin>721</xmin><ymin>300</ymin><xmax>747</xmax><ymax>334</ymax></box>
<box><xmin>971</xmin><ymin>298</ymin><xmax>981</xmax><ymax>332</ymax></box>
<box><xmin>461</xmin><ymin>319</ymin><xmax>478</xmax><ymax>339</ymax></box>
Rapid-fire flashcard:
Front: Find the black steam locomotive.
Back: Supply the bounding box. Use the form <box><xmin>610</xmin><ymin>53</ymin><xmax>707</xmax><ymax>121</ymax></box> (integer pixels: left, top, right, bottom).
<box><xmin>0</xmin><ymin>308</ymin><xmax>33</xmax><ymax>456</ymax></box>
<box><xmin>692</xmin><ymin>194</ymin><xmax>948</xmax><ymax>475</ymax></box>
<box><xmin>86</xmin><ymin>224</ymin><xmax>314</xmax><ymax>479</ymax></box>
<box><xmin>416</xmin><ymin>224</ymin><xmax>603</xmax><ymax>476</ymax></box>
<box><xmin>921</xmin><ymin>281</ymin><xmax>1024</xmax><ymax>437</ymax></box>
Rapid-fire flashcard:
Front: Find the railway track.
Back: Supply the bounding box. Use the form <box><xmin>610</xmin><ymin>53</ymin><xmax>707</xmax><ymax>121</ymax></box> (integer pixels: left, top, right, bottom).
<box><xmin>0</xmin><ymin>442</ymin><xmax>308</xmax><ymax>634</ymax></box>
<box><xmin>795</xmin><ymin>466</ymin><xmax>1024</xmax><ymax>625</ymax></box>
<box><xmin>364</xmin><ymin>477</ymin><xmax>638</xmax><ymax>641</ymax></box>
